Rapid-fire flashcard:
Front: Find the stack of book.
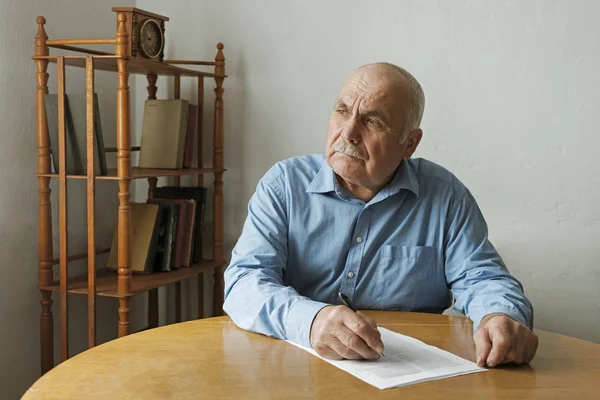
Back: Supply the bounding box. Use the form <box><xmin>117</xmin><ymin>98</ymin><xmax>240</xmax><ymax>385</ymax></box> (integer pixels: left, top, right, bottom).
<box><xmin>107</xmin><ymin>186</ymin><xmax>207</xmax><ymax>273</ymax></box>
<box><xmin>138</xmin><ymin>99</ymin><xmax>199</xmax><ymax>169</ymax></box>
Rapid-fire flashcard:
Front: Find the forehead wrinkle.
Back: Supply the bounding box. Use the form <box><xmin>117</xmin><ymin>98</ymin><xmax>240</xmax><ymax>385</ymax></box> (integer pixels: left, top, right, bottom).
<box><xmin>339</xmin><ymin>90</ymin><xmax>394</xmax><ymax>124</ymax></box>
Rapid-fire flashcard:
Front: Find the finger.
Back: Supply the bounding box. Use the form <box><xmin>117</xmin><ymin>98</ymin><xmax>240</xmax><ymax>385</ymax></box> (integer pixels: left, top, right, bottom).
<box><xmin>356</xmin><ymin>311</ymin><xmax>380</xmax><ymax>332</ymax></box>
<box><xmin>523</xmin><ymin>331</ymin><xmax>539</xmax><ymax>364</ymax></box>
<box><xmin>504</xmin><ymin>347</ymin><xmax>521</xmax><ymax>364</ymax></box>
<box><xmin>506</xmin><ymin>325</ymin><xmax>536</xmax><ymax>365</ymax></box>
<box><xmin>486</xmin><ymin>325</ymin><xmax>512</xmax><ymax>368</ymax></box>
<box><xmin>343</xmin><ymin>313</ymin><xmax>384</xmax><ymax>355</ymax></box>
<box><xmin>473</xmin><ymin>327</ymin><xmax>492</xmax><ymax>367</ymax></box>
<box><xmin>336</xmin><ymin>325</ymin><xmax>380</xmax><ymax>360</ymax></box>
<box><xmin>328</xmin><ymin>338</ymin><xmax>364</xmax><ymax>360</ymax></box>
<box><xmin>313</xmin><ymin>342</ymin><xmax>344</xmax><ymax>360</ymax></box>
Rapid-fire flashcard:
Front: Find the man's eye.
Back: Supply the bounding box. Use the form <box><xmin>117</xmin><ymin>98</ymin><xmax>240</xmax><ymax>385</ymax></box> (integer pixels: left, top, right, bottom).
<box><xmin>336</xmin><ymin>109</ymin><xmax>348</xmax><ymax>115</ymax></box>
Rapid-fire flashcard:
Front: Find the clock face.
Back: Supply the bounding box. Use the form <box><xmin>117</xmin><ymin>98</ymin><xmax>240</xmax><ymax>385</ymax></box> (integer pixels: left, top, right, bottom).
<box><xmin>139</xmin><ymin>19</ymin><xmax>163</xmax><ymax>58</ymax></box>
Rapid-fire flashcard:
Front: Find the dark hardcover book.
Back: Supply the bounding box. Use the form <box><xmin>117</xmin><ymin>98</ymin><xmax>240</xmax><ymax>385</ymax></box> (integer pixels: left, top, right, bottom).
<box><xmin>147</xmin><ymin>198</ymin><xmax>190</xmax><ymax>269</ymax></box>
<box><xmin>150</xmin><ymin>202</ymin><xmax>178</xmax><ymax>272</ymax></box>
<box><xmin>183</xmin><ymin>104</ymin><xmax>198</xmax><ymax>169</ymax></box>
<box><xmin>44</xmin><ymin>93</ymin><xmax>108</xmax><ymax>175</ymax></box>
<box><xmin>153</xmin><ymin>186</ymin><xmax>207</xmax><ymax>263</ymax></box>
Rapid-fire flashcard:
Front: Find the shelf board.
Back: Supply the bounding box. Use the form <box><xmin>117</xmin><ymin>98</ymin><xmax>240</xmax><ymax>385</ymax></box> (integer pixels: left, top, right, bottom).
<box><xmin>38</xmin><ymin>55</ymin><xmax>225</xmax><ymax>78</ymax></box>
<box><xmin>35</xmin><ymin>167</ymin><xmax>226</xmax><ymax>180</ymax></box>
<box><xmin>40</xmin><ymin>260</ymin><xmax>223</xmax><ymax>298</ymax></box>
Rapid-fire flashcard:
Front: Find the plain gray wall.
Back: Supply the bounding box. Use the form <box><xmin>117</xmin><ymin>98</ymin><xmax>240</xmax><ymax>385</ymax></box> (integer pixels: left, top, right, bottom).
<box><xmin>137</xmin><ymin>0</ymin><xmax>600</xmax><ymax>343</ymax></box>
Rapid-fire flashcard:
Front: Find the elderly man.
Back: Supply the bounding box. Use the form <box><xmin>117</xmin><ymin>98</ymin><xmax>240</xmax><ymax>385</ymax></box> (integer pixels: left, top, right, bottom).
<box><xmin>223</xmin><ymin>63</ymin><xmax>538</xmax><ymax>368</ymax></box>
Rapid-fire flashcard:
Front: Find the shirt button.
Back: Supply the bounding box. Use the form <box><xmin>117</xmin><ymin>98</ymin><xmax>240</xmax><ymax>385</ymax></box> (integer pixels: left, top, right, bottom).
<box><xmin>347</xmin><ymin>271</ymin><xmax>355</xmax><ymax>278</ymax></box>
<box><xmin>356</xmin><ymin>236</ymin><xmax>363</xmax><ymax>243</ymax></box>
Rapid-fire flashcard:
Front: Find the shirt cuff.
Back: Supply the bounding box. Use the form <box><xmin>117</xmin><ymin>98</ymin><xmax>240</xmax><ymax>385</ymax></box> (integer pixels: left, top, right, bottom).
<box><xmin>285</xmin><ymin>299</ymin><xmax>329</xmax><ymax>347</ymax></box>
<box><xmin>469</xmin><ymin>305</ymin><xmax>530</xmax><ymax>331</ymax></box>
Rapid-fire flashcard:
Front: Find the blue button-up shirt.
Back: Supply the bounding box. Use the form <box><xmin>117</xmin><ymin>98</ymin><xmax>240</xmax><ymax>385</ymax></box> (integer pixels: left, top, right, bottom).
<box><xmin>223</xmin><ymin>154</ymin><xmax>534</xmax><ymax>348</ymax></box>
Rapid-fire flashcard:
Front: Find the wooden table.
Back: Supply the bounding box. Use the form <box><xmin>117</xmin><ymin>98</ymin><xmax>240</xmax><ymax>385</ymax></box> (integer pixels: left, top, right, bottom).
<box><xmin>22</xmin><ymin>311</ymin><xmax>600</xmax><ymax>399</ymax></box>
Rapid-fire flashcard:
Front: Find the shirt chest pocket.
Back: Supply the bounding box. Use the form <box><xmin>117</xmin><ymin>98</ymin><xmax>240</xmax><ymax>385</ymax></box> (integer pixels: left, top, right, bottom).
<box><xmin>373</xmin><ymin>245</ymin><xmax>444</xmax><ymax>309</ymax></box>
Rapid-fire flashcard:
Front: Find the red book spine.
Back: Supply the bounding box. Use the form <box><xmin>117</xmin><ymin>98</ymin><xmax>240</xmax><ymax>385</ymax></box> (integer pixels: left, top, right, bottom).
<box><xmin>183</xmin><ymin>104</ymin><xmax>197</xmax><ymax>169</ymax></box>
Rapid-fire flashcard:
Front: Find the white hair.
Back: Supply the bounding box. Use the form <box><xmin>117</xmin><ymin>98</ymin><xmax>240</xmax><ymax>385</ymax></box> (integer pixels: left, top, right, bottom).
<box><xmin>362</xmin><ymin>62</ymin><xmax>425</xmax><ymax>135</ymax></box>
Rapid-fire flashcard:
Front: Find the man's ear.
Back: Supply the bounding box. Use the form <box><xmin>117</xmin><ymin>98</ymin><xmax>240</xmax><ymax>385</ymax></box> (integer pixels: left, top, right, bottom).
<box><xmin>401</xmin><ymin>129</ymin><xmax>423</xmax><ymax>160</ymax></box>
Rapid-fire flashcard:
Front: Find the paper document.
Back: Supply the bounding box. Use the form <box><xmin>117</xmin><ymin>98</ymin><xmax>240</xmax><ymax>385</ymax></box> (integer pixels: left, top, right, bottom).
<box><xmin>287</xmin><ymin>327</ymin><xmax>486</xmax><ymax>390</ymax></box>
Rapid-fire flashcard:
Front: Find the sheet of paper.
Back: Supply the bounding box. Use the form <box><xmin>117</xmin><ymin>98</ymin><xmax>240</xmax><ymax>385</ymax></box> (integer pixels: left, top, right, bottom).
<box><xmin>286</xmin><ymin>327</ymin><xmax>486</xmax><ymax>390</ymax></box>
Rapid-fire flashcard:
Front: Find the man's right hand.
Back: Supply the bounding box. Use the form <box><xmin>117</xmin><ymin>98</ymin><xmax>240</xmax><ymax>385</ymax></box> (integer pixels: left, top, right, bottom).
<box><xmin>309</xmin><ymin>305</ymin><xmax>384</xmax><ymax>360</ymax></box>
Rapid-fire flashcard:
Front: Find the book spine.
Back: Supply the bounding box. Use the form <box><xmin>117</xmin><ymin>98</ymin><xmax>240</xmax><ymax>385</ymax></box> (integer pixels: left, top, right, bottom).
<box><xmin>181</xmin><ymin>200</ymin><xmax>195</xmax><ymax>267</ymax></box>
<box><xmin>171</xmin><ymin>203</ymin><xmax>186</xmax><ymax>269</ymax></box>
<box><xmin>183</xmin><ymin>105</ymin><xmax>197</xmax><ymax>169</ymax></box>
<box><xmin>93</xmin><ymin>94</ymin><xmax>108</xmax><ymax>176</ymax></box>
<box><xmin>195</xmin><ymin>190</ymin><xmax>207</xmax><ymax>262</ymax></box>
<box><xmin>144</xmin><ymin>207</ymin><xmax>164</xmax><ymax>273</ymax></box>
<box><xmin>160</xmin><ymin>206</ymin><xmax>178</xmax><ymax>272</ymax></box>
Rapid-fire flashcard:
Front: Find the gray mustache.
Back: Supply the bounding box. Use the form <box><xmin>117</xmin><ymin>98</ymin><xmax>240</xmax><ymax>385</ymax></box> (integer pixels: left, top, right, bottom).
<box><xmin>333</xmin><ymin>141</ymin><xmax>362</xmax><ymax>158</ymax></box>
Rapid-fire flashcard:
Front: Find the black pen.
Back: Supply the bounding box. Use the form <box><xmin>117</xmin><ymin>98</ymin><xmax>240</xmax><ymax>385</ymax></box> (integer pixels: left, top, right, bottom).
<box><xmin>338</xmin><ymin>292</ymin><xmax>384</xmax><ymax>357</ymax></box>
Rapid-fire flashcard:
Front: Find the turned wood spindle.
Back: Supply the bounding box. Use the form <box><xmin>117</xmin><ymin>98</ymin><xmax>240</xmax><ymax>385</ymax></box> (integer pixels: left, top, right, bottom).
<box><xmin>146</xmin><ymin>74</ymin><xmax>158</xmax><ymax>100</ymax></box>
<box><xmin>35</xmin><ymin>15</ymin><xmax>55</xmax><ymax>375</ymax></box>
<box><xmin>212</xmin><ymin>43</ymin><xmax>225</xmax><ymax>316</ymax></box>
<box><xmin>115</xmin><ymin>12</ymin><xmax>132</xmax><ymax>337</ymax></box>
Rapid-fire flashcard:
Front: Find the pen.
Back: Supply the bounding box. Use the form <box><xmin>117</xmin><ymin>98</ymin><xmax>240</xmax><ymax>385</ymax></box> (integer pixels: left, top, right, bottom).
<box><xmin>338</xmin><ymin>292</ymin><xmax>384</xmax><ymax>358</ymax></box>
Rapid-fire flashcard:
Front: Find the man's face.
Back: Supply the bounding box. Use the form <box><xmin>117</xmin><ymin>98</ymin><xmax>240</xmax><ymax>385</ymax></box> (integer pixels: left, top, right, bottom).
<box><xmin>325</xmin><ymin>66</ymin><xmax>422</xmax><ymax>191</ymax></box>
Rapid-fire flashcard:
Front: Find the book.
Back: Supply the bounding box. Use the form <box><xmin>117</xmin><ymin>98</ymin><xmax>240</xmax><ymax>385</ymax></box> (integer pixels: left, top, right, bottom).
<box><xmin>181</xmin><ymin>200</ymin><xmax>196</xmax><ymax>267</ymax></box>
<box><xmin>153</xmin><ymin>186</ymin><xmax>207</xmax><ymax>263</ymax></box>
<box><xmin>183</xmin><ymin>104</ymin><xmax>198</xmax><ymax>169</ymax></box>
<box><xmin>107</xmin><ymin>203</ymin><xmax>162</xmax><ymax>273</ymax></box>
<box><xmin>151</xmin><ymin>202</ymin><xmax>178</xmax><ymax>272</ymax></box>
<box><xmin>138</xmin><ymin>99</ymin><xmax>190</xmax><ymax>169</ymax></box>
<box><xmin>147</xmin><ymin>198</ymin><xmax>192</xmax><ymax>269</ymax></box>
<box><xmin>44</xmin><ymin>93</ymin><xmax>108</xmax><ymax>175</ymax></box>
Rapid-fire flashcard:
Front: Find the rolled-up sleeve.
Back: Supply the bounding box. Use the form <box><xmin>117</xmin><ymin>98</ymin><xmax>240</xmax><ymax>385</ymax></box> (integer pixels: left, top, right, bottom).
<box><xmin>444</xmin><ymin>189</ymin><xmax>534</xmax><ymax>331</ymax></box>
<box><xmin>223</xmin><ymin>165</ymin><xmax>328</xmax><ymax>347</ymax></box>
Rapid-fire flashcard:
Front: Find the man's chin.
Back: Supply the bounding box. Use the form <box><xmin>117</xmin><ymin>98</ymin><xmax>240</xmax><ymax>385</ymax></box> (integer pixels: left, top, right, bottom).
<box><xmin>329</xmin><ymin>159</ymin><xmax>365</xmax><ymax>180</ymax></box>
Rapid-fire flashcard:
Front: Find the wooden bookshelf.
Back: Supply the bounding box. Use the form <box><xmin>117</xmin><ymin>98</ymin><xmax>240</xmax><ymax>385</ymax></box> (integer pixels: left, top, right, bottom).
<box><xmin>35</xmin><ymin>167</ymin><xmax>226</xmax><ymax>180</ymax></box>
<box><xmin>32</xmin><ymin>9</ymin><xmax>227</xmax><ymax>375</ymax></box>
<box><xmin>40</xmin><ymin>261</ymin><xmax>222</xmax><ymax>298</ymax></box>
<box><xmin>34</xmin><ymin>54</ymin><xmax>226</xmax><ymax>78</ymax></box>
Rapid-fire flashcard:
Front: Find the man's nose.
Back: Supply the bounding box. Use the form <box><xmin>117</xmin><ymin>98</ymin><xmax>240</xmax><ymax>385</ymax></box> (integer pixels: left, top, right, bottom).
<box><xmin>340</xmin><ymin>117</ymin><xmax>362</xmax><ymax>144</ymax></box>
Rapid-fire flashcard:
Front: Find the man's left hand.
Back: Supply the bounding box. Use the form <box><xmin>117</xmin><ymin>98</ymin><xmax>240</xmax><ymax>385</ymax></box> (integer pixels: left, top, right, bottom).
<box><xmin>473</xmin><ymin>313</ymin><xmax>539</xmax><ymax>368</ymax></box>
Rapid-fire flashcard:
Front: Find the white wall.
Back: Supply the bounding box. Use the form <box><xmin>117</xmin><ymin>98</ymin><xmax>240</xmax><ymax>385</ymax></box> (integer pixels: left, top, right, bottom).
<box><xmin>135</xmin><ymin>0</ymin><xmax>600</xmax><ymax>343</ymax></box>
<box><xmin>0</xmin><ymin>1</ymin><xmax>139</xmax><ymax>398</ymax></box>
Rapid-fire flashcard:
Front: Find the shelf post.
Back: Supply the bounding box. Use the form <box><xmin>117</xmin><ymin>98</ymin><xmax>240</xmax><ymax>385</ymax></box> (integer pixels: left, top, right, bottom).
<box><xmin>115</xmin><ymin>12</ymin><xmax>132</xmax><ymax>337</ymax></box>
<box><xmin>212</xmin><ymin>43</ymin><xmax>225</xmax><ymax>316</ymax></box>
<box><xmin>173</xmin><ymin>74</ymin><xmax>182</xmax><ymax>322</ymax></box>
<box><xmin>173</xmin><ymin>74</ymin><xmax>181</xmax><ymax>186</ymax></box>
<box><xmin>57</xmin><ymin>55</ymin><xmax>69</xmax><ymax>363</ymax></box>
<box><xmin>34</xmin><ymin>16</ymin><xmax>55</xmax><ymax>375</ymax></box>
<box><xmin>85</xmin><ymin>57</ymin><xmax>97</xmax><ymax>348</ymax></box>
<box><xmin>196</xmin><ymin>77</ymin><xmax>205</xmax><ymax>319</ymax></box>
<box><xmin>147</xmin><ymin>175</ymin><xmax>158</xmax><ymax>328</ymax></box>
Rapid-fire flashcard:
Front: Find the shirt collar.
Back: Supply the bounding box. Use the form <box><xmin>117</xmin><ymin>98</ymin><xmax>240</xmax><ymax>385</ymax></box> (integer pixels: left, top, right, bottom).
<box><xmin>377</xmin><ymin>159</ymin><xmax>420</xmax><ymax>199</ymax></box>
<box><xmin>306</xmin><ymin>158</ymin><xmax>420</xmax><ymax>199</ymax></box>
<box><xmin>306</xmin><ymin>159</ymin><xmax>337</xmax><ymax>194</ymax></box>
